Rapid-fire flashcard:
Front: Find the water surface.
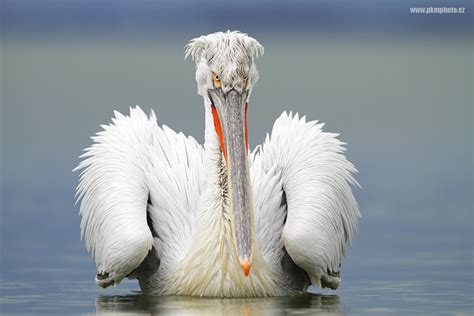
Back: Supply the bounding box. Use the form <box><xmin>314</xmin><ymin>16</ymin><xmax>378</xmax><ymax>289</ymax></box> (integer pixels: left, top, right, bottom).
<box><xmin>2</xmin><ymin>277</ymin><xmax>473</xmax><ymax>315</ymax></box>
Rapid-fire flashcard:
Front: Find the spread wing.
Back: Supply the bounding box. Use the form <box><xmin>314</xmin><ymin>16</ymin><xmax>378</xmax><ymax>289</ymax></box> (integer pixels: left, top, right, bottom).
<box><xmin>251</xmin><ymin>111</ymin><xmax>360</xmax><ymax>289</ymax></box>
<box><xmin>74</xmin><ymin>106</ymin><xmax>204</xmax><ymax>288</ymax></box>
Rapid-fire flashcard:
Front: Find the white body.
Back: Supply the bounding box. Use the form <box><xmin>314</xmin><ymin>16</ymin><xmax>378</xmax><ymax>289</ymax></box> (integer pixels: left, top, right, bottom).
<box><xmin>75</xmin><ymin>31</ymin><xmax>360</xmax><ymax>297</ymax></box>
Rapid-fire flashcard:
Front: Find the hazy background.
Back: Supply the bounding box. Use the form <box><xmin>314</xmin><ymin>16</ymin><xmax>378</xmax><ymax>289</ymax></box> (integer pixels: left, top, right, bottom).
<box><xmin>1</xmin><ymin>0</ymin><xmax>473</xmax><ymax>314</ymax></box>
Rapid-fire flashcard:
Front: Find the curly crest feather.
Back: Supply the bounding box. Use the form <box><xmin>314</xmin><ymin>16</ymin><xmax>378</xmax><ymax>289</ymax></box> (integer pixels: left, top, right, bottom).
<box><xmin>185</xmin><ymin>30</ymin><xmax>263</xmax><ymax>96</ymax></box>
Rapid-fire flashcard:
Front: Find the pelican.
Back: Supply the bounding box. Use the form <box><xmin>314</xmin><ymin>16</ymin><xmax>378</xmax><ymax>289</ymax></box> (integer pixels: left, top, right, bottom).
<box><xmin>75</xmin><ymin>31</ymin><xmax>360</xmax><ymax>297</ymax></box>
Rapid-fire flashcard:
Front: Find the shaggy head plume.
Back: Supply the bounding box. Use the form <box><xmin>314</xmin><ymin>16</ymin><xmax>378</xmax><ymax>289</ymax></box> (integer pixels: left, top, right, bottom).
<box><xmin>185</xmin><ymin>31</ymin><xmax>264</xmax><ymax>96</ymax></box>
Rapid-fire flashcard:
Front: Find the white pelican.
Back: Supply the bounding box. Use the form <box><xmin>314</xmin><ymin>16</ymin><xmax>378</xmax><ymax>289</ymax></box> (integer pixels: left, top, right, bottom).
<box><xmin>75</xmin><ymin>31</ymin><xmax>360</xmax><ymax>297</ymax></box>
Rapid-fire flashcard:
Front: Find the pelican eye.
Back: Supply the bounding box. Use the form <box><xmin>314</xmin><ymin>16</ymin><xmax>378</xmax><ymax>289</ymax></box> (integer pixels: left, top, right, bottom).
<box><xmin>212</xmin><ymin>72</ymin><xmax>222</xmax><ymax>88</ymax></box>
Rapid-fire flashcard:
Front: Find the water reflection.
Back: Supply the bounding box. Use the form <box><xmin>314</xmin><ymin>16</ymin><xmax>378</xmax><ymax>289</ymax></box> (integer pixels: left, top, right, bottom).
<box><xmin>95</xmin><ymin>293</ymin><xmax>343</xmax><ymax>315</ymax></box>
<box><xmin>2</xmin><ymin>279</ymin><xmax>473</xmax><ymax>315</ymax></box>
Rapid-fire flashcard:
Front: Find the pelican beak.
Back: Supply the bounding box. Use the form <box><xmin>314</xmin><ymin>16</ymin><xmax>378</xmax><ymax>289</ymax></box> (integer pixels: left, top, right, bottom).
<box><xmin>209</xmin><ymin>88</ymin><xmax>254</xmax><ymax>277</ymax></box>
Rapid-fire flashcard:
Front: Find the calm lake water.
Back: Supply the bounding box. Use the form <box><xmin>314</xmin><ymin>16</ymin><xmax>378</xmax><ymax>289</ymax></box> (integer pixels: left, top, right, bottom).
<box><xmin>1</xmin><ymin>277</ymin><xmax>473</xmax><ymax>315</ymax></box>
<box><xmin>1</xmin><ymin>17</ymin><xmax>473</xmax><ymax>316</ymax></box>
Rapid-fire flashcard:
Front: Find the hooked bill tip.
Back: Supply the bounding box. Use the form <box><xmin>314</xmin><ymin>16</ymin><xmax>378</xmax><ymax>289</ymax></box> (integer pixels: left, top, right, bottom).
<box><xmin>242</xmin><ymin>258</ymin><xmax>251</xmax><ymax>277</ymax></box>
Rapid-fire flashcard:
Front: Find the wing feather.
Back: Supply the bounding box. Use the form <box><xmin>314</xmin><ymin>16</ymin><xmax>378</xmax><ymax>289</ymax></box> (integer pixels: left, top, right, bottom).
<box><xmin>145</xmin><ymin>120</ymin><xmax>204</xmax><ymax>268</ymax></box>
<box><xmin>250</xmin><ymin>155</ymin><xmax>286</xmax><ymax>263</ymax></box>
<box><xmin>75</xmin><ymin>107</ymin><xmax>156</xmax><ymax>287</ymax></box>
<box><xmin>252</xmin><ymin>111</ymin><xmax>360</xmax><ymax>289</ymax></box>
<box><xmin>75</xmin><ymin>106</ymin><xmax>204</xmax><ymax>288</ymax></box>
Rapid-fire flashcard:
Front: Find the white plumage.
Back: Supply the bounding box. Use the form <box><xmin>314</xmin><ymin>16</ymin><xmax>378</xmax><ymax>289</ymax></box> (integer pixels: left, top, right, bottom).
<box><xmin>75</xmin><ymin>31</ymin><xmax>360</xmax><ymax>297</ymax></box>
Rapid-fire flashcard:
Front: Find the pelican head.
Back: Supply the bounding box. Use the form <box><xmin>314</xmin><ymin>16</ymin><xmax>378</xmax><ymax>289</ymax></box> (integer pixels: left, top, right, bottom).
<box><xmin>186</xmin><ymin>31</ymin><xmax>264</xmax><ymax>277</ymax></box>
